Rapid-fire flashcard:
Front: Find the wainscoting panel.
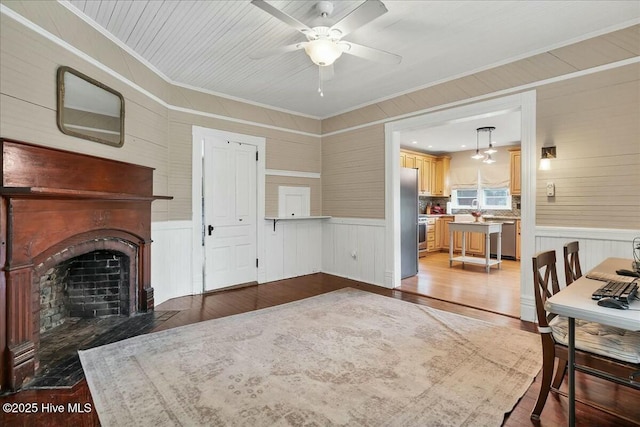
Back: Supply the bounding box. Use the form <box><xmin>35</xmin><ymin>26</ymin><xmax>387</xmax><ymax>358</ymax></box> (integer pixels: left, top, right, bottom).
<box><xmin>535</xmin><ymin>227</ymin><xmax>639</xmax><ymax>281</ymax></box>
<box><xmin>322</xmin><ymin>218</ymin><xmax>387</xmax><ymax>286</ymax></box>
<box><xmin>151</xmin><ymin>221</ymin><xmax>194</xmax><ymax>306</ymax></box>
<box><xmin>264</xmin><ymin>219</ymin><xmax>323</xmax><ymax>283</ymax></box>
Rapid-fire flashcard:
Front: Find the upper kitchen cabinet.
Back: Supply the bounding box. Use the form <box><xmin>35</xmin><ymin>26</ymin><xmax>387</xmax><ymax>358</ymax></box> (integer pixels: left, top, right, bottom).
<box><xmin>420</xmin><ymin>156</ymin><xmax>432</xmax><ymax>195</ymax></box>
<box><xmin>433</xmin><ymin>156</ymin><xmax>451</xmax><ymax>197</ymax></box>
<box><xmin>401</xmin><ymin>149</ymin><xmax>450</xmax><ymax>196</ymax></box>
<box><xmin>509</xmin><ymin>147</ymin><xmax>521</xmax><ymax>196</ymax></box>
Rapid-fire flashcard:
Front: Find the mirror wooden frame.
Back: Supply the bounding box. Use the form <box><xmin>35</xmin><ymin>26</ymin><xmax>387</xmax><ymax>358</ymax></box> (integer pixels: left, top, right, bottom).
<box><xmin>56</xmin><ymin>66</ymin><xmax>125</xmax><ymax>147</ymax></box>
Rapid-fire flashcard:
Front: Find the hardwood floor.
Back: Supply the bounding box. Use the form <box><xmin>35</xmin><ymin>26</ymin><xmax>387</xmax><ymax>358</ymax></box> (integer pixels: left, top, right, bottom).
<box><xmin>400</xmin><ymin>251</ymin><xmax>522</xmax><ymax>318</ymax></box>
<box><xmin>1</xmin><ymin>273</ymin><xmax>638</xmax><ymax>426</ymax></box>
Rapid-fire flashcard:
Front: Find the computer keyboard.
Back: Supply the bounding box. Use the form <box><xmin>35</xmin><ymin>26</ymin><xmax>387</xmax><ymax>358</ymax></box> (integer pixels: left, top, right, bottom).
<box><xmin>586</xmin><ymin>271</ymin><xmax>637</xmax><ymax>283</ymax></box>
<box><xmin>591</xmin><ymin>280</ymin><xmax>638</xmax><ymax>303</ymax></box>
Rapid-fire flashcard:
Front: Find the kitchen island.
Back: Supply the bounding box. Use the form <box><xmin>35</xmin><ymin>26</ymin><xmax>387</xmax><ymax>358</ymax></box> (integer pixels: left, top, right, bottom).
<box><xmin>449</xmin><ymin>221</ymin><xmax>502</xmax><ymax>273</ymax></box>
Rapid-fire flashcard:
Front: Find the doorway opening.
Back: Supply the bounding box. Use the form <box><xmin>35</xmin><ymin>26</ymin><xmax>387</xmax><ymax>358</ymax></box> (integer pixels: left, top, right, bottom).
<box><xmin>384</xmin><ymin>91</ymin><xmax>537</xmax><ymax>321</ymax></box>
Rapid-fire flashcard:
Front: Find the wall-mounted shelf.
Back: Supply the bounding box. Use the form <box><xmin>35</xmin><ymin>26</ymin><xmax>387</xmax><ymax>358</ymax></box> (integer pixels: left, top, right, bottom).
<box><xmin>265</xmin><ymin>216</ymin><xmax>331</xmax><ymax>231</ymax></box>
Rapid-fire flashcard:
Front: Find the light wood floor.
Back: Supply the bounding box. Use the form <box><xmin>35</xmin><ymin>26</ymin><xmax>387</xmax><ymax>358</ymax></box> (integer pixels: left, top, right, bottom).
<box><xmin>399</xmin><ymin>251</ymin><xmax>522</xmax><ymax>318</ymax></box>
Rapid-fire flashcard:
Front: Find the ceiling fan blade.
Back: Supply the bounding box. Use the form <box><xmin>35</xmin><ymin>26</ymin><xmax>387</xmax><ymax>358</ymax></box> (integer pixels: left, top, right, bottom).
<box><xmin>249</xmin><ymin>43</ymin><xmax>305</xmax><ymax>60</ymax></box>
<box><xmin>251</xmin><ymin>0</ymin><xmax>311</xmax><ymax>34</ymax></box>
<box><xmin>340</xmin><ymin>42</ymin><xmax>401</xmax><ymax>64</ymax></box>
<box><xmin>330</xmin><ymin>0</ymin><xmax>388</xmax><ymax>38</ymax></box>
<box><xmin>319</xmin><ymin>64</ymin><xmax>334</xmax><ymax>81</ymax></box>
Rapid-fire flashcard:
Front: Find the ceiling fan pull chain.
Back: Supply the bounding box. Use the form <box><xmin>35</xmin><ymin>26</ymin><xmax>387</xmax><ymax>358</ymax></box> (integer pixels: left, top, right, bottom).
<box><xmin>318</xmin><ymin>67</ymin><xmax>324</xmax><ymax>97</ymax></box>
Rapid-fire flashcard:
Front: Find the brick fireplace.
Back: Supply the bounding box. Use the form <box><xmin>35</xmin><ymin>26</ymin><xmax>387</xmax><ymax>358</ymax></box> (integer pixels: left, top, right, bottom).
<box><xmin>0</xmin><ymin>139</ymin><xmax>170</xmax><ymax>391</ymax></box>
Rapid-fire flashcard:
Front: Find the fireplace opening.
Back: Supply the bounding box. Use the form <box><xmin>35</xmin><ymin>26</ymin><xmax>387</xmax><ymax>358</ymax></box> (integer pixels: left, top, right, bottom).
<box><xmin>39</xmin><ymin>250</ymin><xmax>131</xmax><ymax>334</ymax></box>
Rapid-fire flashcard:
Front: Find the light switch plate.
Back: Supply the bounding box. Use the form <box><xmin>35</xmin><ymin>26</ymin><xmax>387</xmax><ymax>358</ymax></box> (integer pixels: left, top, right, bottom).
<box><xmin>546</xmin><ymin>182</ymin><xmax>555</xmax><ymax>196</ymax></box>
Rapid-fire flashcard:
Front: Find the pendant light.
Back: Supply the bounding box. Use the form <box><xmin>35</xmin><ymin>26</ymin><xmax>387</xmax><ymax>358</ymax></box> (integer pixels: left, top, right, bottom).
<box><xmin>473</xmin><ymin>126</ymin><xmax>497</xmax><ymax>163</ymax></box>
<box><xmin>471</xmin><ymin>128</ymin><xmax>484</xmax><ymax>160</ymax></box>
<box><xmin>483</xmin><ymin>153</ymin><xmax>496</xmax><ymax>164</ymax></box>
<box><xmin>484</xmin><ymin>127</ymin><xmax>497</xmax><ymax>154</ymax></box>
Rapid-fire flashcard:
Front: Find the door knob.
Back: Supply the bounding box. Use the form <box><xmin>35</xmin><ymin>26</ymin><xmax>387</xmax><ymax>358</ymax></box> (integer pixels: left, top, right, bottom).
<box><xmin>208</xmin><ymin>225</ymin><xmax>214</xmax><ymax>235</ymax></box>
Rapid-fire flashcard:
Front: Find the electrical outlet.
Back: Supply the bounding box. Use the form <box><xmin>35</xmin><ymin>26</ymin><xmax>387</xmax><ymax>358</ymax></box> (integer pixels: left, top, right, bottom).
<box><xmin>546</xmin><ymin>182</ymin><xmax>555</xmax><ymax>197</ymax></box>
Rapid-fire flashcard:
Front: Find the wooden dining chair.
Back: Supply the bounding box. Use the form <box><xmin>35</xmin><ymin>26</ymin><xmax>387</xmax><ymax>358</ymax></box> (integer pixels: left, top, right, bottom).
<box><xmin>531</xmin><ymin>250</ymin><xmax>564</xmax><ymax>419</ymax></box>
<box><xmin>563</xmin><ymin>241</ymin><xmax>582</xmax><ymax>285</ymax></box>
<box><xmin>551</xmin><ymin>241</ymin><xmax>583</xmax><ymax>388</ymax></box>
<box><xmin>531</xmin><ymin>250</ymin><xmax>640</xmax><ymax>420</ymax></box>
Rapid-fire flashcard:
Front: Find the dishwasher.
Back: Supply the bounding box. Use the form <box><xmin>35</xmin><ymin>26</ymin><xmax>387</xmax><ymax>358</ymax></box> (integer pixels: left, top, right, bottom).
<box><xmin>489</xmin><ymin>219</ymin><xmax>517</xmax><ymax>260</ymax></box>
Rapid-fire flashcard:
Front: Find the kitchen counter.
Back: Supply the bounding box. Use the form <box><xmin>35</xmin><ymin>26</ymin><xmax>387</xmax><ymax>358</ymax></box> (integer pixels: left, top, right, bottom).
<box><xmin>481</xmin><ymin>215</ymin><xmax>520</xmax><ymax>220</ymax></box>
<box><xmin>449</xmin><ymin>221</ymin><xmax>502</xmax><ymax>273</ymax></box>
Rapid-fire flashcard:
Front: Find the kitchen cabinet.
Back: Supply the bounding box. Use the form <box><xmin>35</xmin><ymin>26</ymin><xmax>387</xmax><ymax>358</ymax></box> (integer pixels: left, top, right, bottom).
<box><xmin>454</xmin><ymin>231</ymin><xmax>485</xmax><ymax>256</ymax></box>
<box><xmin>509</xmin><ymin>148</ymin><xmax>521</xmax><ymax>196</ymax></box>
<box><xmin>403</xmin><ymin>153</ymin><xmax>426</xmax><ymax>193</ymax></box>
<box><xmin>437</xmin><ymin>216</ymin><xmax>454</xmax><ymax>250</ymax></box>
<box><xmin>400</xmin><ymin>149</ymin><xmax>450</xmax><ymax>196</ymax></box>
<box><xmin>516</xmin><ymin>219</ymin><xmax>521</xmax><ymax>260</ymax></box>
<box><xmin>426</xmin><ymin>217</ymin><xmax>436</xmax><ymax>252</ymax></box>
<box><xmin>421</xmin><ymin>156</ymin><xmax>433</xmax><ymax>195</ymax></box>
<box><xmin>433</xmin><ymin>156</ymin><xmax>450</xmax><ymax>196</ymax></box>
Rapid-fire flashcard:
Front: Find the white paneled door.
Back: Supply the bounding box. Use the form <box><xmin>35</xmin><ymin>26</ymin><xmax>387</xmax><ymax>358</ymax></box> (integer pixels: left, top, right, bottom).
<box><xmin>203</xmin><ymin>138</ymin><xmax>257</xmax><ymax>291</ymax></box>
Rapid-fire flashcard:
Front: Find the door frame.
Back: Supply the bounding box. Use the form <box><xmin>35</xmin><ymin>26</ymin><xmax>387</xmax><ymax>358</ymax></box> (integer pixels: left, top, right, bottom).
<box><xmin>384</xmin><ymin>91</ymin><xmax>537</xmax><ymax>322</ymax></box>
<box><xmin>192</xmin><ymin>126</ymin><xmax>266</xmax><ymax>293</ymax></box>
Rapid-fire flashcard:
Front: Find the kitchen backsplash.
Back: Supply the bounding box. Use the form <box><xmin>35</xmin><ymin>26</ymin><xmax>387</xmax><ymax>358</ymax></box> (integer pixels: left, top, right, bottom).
<box><xmin>419</xmin><ymin>196</ymin><xmax>521</xmax><ymax>217</ymax></box>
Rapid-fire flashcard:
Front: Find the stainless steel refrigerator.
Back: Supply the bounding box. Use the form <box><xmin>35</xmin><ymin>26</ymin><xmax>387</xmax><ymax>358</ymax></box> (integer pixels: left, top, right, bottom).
<box><xmin>400</xmin><ymin>167</ymin><xmax>418</xmax><ymax>278</ymax></box>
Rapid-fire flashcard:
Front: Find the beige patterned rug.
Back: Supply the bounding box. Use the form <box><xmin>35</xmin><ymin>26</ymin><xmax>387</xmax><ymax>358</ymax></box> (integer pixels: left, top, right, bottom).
<box><xmin>79</xmin><ymin>288</ymin><xmax>541</xmax><ymax>426</ymax></box>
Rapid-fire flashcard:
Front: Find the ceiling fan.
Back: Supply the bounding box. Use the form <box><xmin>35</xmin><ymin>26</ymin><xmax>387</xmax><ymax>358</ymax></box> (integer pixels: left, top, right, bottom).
<box><xmin>250</xmin><ymin>0</ymin><xmax>401</xmax><ymax>96</ymax></box>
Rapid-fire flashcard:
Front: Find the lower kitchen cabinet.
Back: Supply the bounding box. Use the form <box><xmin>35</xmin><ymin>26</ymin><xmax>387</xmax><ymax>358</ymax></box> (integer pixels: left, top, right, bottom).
<box><xmin>454</xmin><ymin>231</ymin><xmax>485</xmax><ymax>256</ymax></box>
<box><xmin>427</xmin><ymin>218</ymin><xmax>437</xmax><ymax>252</ymax></box>
<box><xmin>438</xmin><ymin>216</ymin><xmax>453</xmax><ymax>250</ymax></box>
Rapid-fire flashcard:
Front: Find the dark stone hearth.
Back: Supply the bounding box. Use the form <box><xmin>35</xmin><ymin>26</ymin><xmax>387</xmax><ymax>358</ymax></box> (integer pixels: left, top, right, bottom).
<box><xmin>21</xmin><ymin>310</ymin><xmax>178</xmax><ymax>390</ymax></box>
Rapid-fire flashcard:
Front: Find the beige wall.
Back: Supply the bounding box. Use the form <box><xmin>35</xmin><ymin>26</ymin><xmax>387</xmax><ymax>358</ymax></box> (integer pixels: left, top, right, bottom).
<box><xmin>322</xmin><ymin>124</ymin><xmax>385</xmax><ymax>219</ymax></box>
<box><xmin>321</xmin><ymin>26</ymin><xmax>640</xmax><ymax>229</ymax></box>
<box><xmin>536</xmin><ymin>64</ymin><xmax>640</xmax><ymax>228</ymax></box>
<box><xmin>0</xmin><ymin>1</ymin><xmax>322</xmax><ymax>222</ymax></box>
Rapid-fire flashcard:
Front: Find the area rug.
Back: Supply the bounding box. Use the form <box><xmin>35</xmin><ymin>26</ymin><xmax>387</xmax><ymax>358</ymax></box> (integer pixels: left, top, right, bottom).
<box><xmin>79</xmin><ymin>288</ymin><xmax>541</xmax><ymax>426</ymax></box>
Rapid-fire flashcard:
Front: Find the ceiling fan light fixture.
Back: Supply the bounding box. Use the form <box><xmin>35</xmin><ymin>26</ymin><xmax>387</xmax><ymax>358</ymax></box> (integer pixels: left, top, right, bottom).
<box><xmin>304</xmin><ymin>39</ymin><xmax>343</xmax><ymax>66</ymax></box>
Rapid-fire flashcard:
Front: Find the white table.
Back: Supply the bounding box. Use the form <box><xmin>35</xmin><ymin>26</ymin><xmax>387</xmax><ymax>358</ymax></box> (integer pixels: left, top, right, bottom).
<box><xmin>448</xmin><ymin>221</ymin><xmax>502</xmax><ymax>273</ymax></box>
<box><xmin>544</xmin><ymin>258</ymin><xmax>640</xmax><ymax>427</ymax></box>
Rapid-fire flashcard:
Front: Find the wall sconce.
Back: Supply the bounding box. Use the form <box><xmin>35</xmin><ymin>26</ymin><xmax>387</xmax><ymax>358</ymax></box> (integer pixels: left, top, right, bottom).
<box><xmin>539</xmin><ymin>146</ymin><xmax>556</xmax><ymax>170</ymax></box>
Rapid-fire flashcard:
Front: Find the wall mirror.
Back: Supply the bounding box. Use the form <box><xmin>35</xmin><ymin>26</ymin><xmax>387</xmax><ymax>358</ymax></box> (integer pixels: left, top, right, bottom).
<box><xmin>57</xmin><ymin>66</ymin><xmax>125</xmax><ymax>147</ymax></box>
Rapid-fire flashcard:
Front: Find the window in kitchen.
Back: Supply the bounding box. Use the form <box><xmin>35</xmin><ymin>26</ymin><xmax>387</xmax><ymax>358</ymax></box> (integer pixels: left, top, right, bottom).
<box><xmin>453</xmin><ymin>189</ymin><xmax>478</xmax><ymax>207</ymax></box>
<box><xmin>452</xmin><ymin>187</ymin><xmax>511</xmax><ymax>209</ymax></box>
<box><xmin>482</xmin><ymin>188</ymin><xmax>511</xmax><ymax>209</ymax></box>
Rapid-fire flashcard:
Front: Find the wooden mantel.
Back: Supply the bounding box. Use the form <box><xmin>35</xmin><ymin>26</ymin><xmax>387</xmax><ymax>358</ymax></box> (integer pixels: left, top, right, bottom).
<box><xmin>0</xmin><ymin>138</ymin><xmax>171</xmax><ymax>391</ymax></box>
